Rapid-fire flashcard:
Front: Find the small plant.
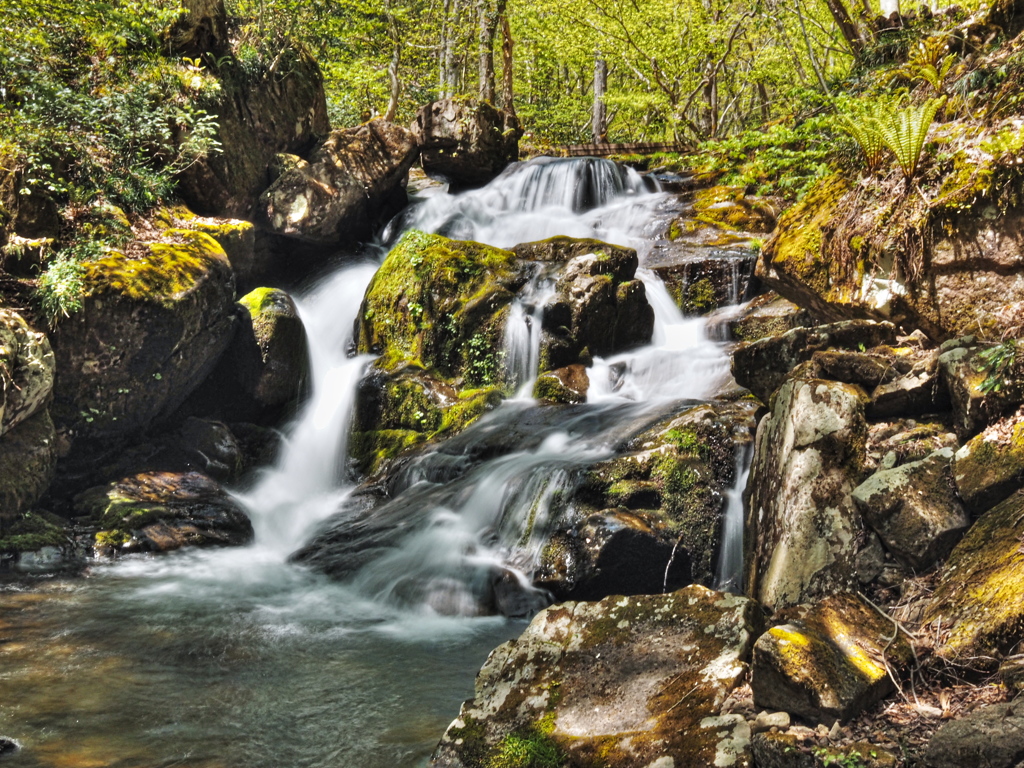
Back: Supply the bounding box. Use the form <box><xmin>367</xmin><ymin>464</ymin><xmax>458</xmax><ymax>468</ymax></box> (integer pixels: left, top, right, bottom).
<box><xmin>489</xmin><ymin>730</ymin><xmax>564</xmax><ymax>768</ymax></box>
<box><xmin>35</xmin><ymin>256</ymin><xmax>86</xmax><ymax>326</ymax></box>
<box><xmin>975</xmin><ymin>340</ymin><xmax>1018</xmax><ymax>394</ymax></box>
<box><xmin>840</xmin><ymin>94</ymin><xmax>945</xmax><ymax>179</ymax></box>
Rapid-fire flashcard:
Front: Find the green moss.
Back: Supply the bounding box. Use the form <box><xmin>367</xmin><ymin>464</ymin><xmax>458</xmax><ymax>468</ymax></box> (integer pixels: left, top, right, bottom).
<box><xmin>94</xmin><ymin>529</ymin><xmax>131</xmax><ymax>548</ymax></box>
<box><xmin>683</xmin><ymin>277</ymin><xmax>718</xmax><ymax>315</ymax></box>
<box><xmin>489</xmin><ymin>730</ymin><xmax>566</xmax><ymax>768</ymax></box>
<box><xmin>85</xmin><ymin>229</ymin><xmax>228</xmax><ymax>303</ymax></box>
<box><xmin>0</xmin><ymin>511</ymin><xmax>66</xmax><ymax>553</ymax></box>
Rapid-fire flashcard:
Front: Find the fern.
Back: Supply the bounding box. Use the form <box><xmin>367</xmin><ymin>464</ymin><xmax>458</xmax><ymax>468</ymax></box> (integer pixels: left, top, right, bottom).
<box><xmin>876</xmin><ymin>96</ymin><xmax>945</xmax><ymax>179</ymax></box>
<box><xmin>840</xmin><ymin>106</ymin><xmax>886</xmax><ymax>172</ymax></box>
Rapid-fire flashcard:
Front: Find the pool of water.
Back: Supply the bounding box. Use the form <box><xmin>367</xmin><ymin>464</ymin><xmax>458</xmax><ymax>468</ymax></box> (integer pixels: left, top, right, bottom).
<box><xmin>0</xmin><ymin>549</ymin><xmax>520</xmax><ymax>768</ymax></box>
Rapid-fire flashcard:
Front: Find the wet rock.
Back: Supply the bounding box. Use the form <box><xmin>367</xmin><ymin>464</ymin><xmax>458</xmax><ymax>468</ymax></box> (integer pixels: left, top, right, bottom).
<box><xmin>77</xmin><ymin>470</ymin><xmax>253</xmax><ymax>555</ymax></box>
<box><xmin>938</xmin><ymin>343</ymin><xmax>1024</xmax><ymax>439</ymax></box>
<box><xmin>925</xmin><ymin>489</ymin><xmax>1024</xmax><ymax>665</ymax></box>
<box><xmin>534</xmin><ymin>509</ymin><xmax>691</xmax><ymax>601</ymax></box>
<box><xmin>953</xmin><ymin>407</ymin><xmax>1024</xmax><ymax>515</ymax></box>
<box><xmin>731</xmin><ymin>320</ymin><xmax>897</xmax><ymax>405</ymax></box>
<box><xmin>650</xmin><ymin>251</ymin><xmax>757</xmax><ymax>316</ymax></box>
<box><xmin>925</xmin><ymin>702</ymin><xmax>1024</xmax><ymax>768</ymax></box>
<box><xmin>726</xmin><ymin>292</ymin><xmax>815</xmax><ymax>343</ymax></box>
<box><xmin>49</xmin><ymin>230</ymin><xmax>236</xmax><ymax>440</ymax></box>
<box><xmin>412</xmin><ymin>98</ymin><xmax>520</xmax><ymax>189</ymax></box>
<box><xmin>751</xmin><ymin>593</ymin><xmax>913</xmax><ymax>724</ymax></box>
<box><xmin>577</xmin><ymin>400</ymin><xmax>757</xmax><ymax>585</ymax></box>
<box><xmin>0</xmin><ymin>309</ymin><xmax>55</xmax><ymax>436</ymax></box>
<box><xmin>852</xmin><ymin>448</ymin><xmax>968</xmax><ymax>570</ymax></box>
<box><xmin>259</xmin><ymin>119</ymin><xmax>417</xmax><ymax>244</ymax></box>
<box><xmin>532</xmin><ymin>364</ymin><xmax>589</xmax><ymax>404</ymax></box>
<box><xmin>431</xmin><ymin>585</ymin><xmax>762</xmax><ymax>768</ymax></box>
<box><xmin>0</xmin><ymin>411</ymin><xmax>57</xmax><ymax>519</ymax></box>
<box><xmin>745</xmin><ymin>376</ymin><xmax>868</xmax><ymax>610</ymax></box>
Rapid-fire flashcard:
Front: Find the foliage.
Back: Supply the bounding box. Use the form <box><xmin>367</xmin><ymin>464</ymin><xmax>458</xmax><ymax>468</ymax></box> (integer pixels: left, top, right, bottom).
<box><xmin>489</xmin><ymin>729</ymin><xmax>564</xmax><ymax>768</ymax></box>
<box><xmin>975</xmin><ymin>341</ymin><xmax>1018</xmax><ymax>394</ymax></box>
<box><xmin>840</xmin><ymin>94</ymin><xmax>944</xmax><ymax>179</ymax></box>
<box><xmin>0</xmin><ymin>0</ymin><xmax>222</xmax><ymax>213</ymax></box>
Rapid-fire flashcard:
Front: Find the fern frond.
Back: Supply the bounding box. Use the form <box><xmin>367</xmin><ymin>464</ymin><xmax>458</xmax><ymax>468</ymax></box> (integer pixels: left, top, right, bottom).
<box><xmin>876</xmin><ymin>97</ymin><xmax>945</xmax><ymax>179</ymax></box>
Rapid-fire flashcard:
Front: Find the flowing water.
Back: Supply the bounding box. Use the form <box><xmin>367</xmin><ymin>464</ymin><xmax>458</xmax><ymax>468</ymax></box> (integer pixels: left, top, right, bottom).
<box><xmin>0</xmin><ymin>157</ymin><xmax>746</xmax><ymax>767</ymax></box>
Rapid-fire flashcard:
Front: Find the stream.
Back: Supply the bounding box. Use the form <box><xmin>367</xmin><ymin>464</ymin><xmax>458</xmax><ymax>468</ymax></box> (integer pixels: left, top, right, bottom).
<box><xmin>0</xmin><ymin>157</ymin><xmax>746</xmax><ymax>768</ymax></box>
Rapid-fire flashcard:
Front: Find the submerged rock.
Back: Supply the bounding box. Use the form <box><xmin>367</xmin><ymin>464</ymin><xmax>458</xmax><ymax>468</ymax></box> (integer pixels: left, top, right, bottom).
<box><xmin>745</xmin><ymin>376</ymin><xmax>867</xmax><ymax>610</ymax></box>
<box><xmin>77</xmin><ymin>470</ymin><xmax>253</xmax><ymax>555</ymax></box>
<box><xmin>431</xmin><ymin>585</ymin><xmax>762</xmax><ymax>768</ymax></box>
<box><xmin>925</xmin><ymin>489</ymin><xmax>1024</xmax><ymax>665</ymax></box>
<box><xmin>259</xmin><ymin>119</ymin><xmax>417</xmax><ymax>244</ymax></box>
<box><xmin>751</xmin><ymin>592</ymin><xmax>913</xmax><ymax>724</ymax></box>
<box><xmin>412</xmin><ymin>98</ymin><xmax>520</xmax><ymax>189</ymax></box>
<box><xmin>49</xmin><ymin>230</ymin><xmax>236</xmax><ymax>439</ymax></box>
<box><xmin>852</xmin><ymin>448</ymin><xmax>968</xmax><ymax>570</ymax></box>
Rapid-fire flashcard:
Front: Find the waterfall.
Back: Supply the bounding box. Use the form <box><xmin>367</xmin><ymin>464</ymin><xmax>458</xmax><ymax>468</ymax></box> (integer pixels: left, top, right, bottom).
<box><xmin>714</xmin><ymin>446</ymin><xmax>753</xmax><ymax>593</ymax></box>
<box><xmin>233</xmin><ymin>262</ymin><xmax>378</xmax><ymax>555</ymax></box>
<box><xmin>502</xmin><ymin>273</ymin><xmax>556</xmax><ymax>397</ymax></box>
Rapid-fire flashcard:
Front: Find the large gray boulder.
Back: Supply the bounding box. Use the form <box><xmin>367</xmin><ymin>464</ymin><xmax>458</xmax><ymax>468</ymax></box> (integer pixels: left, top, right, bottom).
<box><xmin>0</xmin><ymin>410</ymin><xmax>57</xmax><ymax>520</ymax></box>
<box><xmin>258</xmin><ymin>119</ymin><xmax>418</xmax><ymax>244</ymax></box>
<box><xmin>745</xmin><ymin>376</ymin><xmax>868</xmax><ymax>610</ymax></box>
<box><xmin>412</xmin><ymin>98</ymin><xmax>520</xmax><ymax>189</ymax></box>
<box><xmin>431</xmin><ymin>585</ymin><xmax>762</xmax><ymax>768</ymax></box>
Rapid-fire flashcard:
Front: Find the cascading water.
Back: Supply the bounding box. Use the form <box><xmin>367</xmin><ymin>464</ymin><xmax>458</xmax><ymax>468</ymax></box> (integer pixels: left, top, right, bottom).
<box><xmin>0</xmin><ymin>156</ymin><xmax>755</xmax><ymax>768</ymax></box>
<box><xmin>502</xmin><ymin>273</ymin><xmax>556</xmax><ymax>397</ymax></box>
<box><xmin>714</xmin><ymin>446</ymin><xmax>753</xmax><ymax>593</ymax></box>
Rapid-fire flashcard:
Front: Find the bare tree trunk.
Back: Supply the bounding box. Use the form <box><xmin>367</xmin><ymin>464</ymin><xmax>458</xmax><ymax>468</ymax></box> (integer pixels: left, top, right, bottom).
<box><xmin>385</xmin><ymin>41</ymin><xmax>401</xmax><ymax>120</ymax></box>
<box><xmin>477</xmin><ymin>0</ymin><xmax>504</xmax><ymax>102</ymax></box>
<box><xmin>500</xmin><ymin>14</ymin><xmax>515</xmax><ymax>117</ymax></box>
<box><xmin>822</xmin><ymin>0</ymin><xmax>866</xmax><ymax>57</ymax></box>
<box><xmin>592</xmin><ymin>54</ymin><xmax>607</xmax><ymax>144</ymax></box>
<box><xmin>439</xmin><ymin>0</ymin><xmax>453</xmax><ymax>98</ymax></box>
<box><xmin>796</xmin><ymin>0</ymin><xmax>831</xmax><ymax>95</ymax></box>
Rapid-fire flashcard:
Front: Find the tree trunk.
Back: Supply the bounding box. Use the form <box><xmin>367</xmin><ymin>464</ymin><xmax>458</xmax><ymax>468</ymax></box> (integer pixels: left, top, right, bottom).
<box><xmin>477</xmin><ymin>0</ymin><xmax>505</xmax><ymax>102</ymax></box>
<box><xmin>500</xmin><ymin>13</ymin><xmax>515</xmax><ymax>118</ymax></box>
<box><xmin>385</xmin><ymin>41</ymin><xmax>401</xmax><ymax>121</ymax></box>
<box><xmin>822</xmin><ymin>0</ymin><xmax>866</xmax><ymax>57</ymax></box>
<box><xmin>592</xmin><ymin>55</ymin><xmax>607</xmax><ymax>144</ymax></box>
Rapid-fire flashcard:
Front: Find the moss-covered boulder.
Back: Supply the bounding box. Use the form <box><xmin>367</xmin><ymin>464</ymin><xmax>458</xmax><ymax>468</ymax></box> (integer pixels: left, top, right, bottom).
<box><xmin>532</xmin><ymin>364</ymin><xmax>589</xmax><ymax>404</ymax></box>
<box><xmin>258</xmin><ymin>119</ymin><xmax>417</xmax><ymax>244</ymax></box>
<box><xmin>49</xmin><ymin>229</ymin><xmax>236</xmax><ymax>439</ymax></box>
<box><xmin>0</xmin><ymin>410</ymin><xmax>57</xmax><ymax>520</ymax></box>
<box><xmin>238</xmin><ymin>287</ymin><xmax>307</xmax><ymax>407</ymax></box>
<box><xmin>153</xmin><ymin>205</ymin><xmax>256</xmax><ymax>289</ymax></box>
<box><xmin>0</xmin><ymin>309</ymin><xmax>55</xmax><ymax>436</ymax></box>
<box><xmin>924</xmin><ymin>488</ymin><xmax>1024</xmax><ymax>665</ymax></box>
<box><xmin>852</xmin><ymin>448</ymin><xmax>968</xmax><ymax>570</ymax></box>
<box><xmin>77</xmin><ymin>470</ymin><xmax>253</xmax><ymax>555</ymax></box>
<box><xmin>731</xmin><ymin>320</ymin><xmax>896</xmax><ymax>405</ymax></box>
<box><xmin>574</xmin><ymin>400</ymin><xmax>757</xmax><ymax>586</ymax></box>
<box><xmin>431</xmin><ymin>585</ymin><xmax>762</xmax><ymax>768</ymax></box>
<box><xmin>534</xmin><ymin>509</ymin><xmax>691</xmax><ymax>601</ymax></box>
<box><xmin>745</xmin><ymin>376</ymin><xmax>868</xmax><ymax>610</ymax></box>
<box><xmin>411</xmin><ymin>98</ymin><xmax>520</xmax><ymax>189</ymax></box>
<box><xmin>351</xmin><ymin>231</ymin><xmax>525</xmax><ymax>472</ymax></box>
<box><xmin>751</xmin><ymin>593</ymin><xmax>914</xmax><ymax>724</ymax></box>
<box><xmin>0</xmin><ymin>510</ymin><xmax>67</xmax><ymax>559</ymax></box>
<box><xmin>953</xmin><ymin>408</ymin><xmax>1024</xmax><ymax>514</ymax></box>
